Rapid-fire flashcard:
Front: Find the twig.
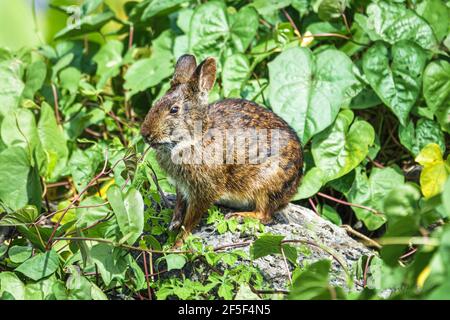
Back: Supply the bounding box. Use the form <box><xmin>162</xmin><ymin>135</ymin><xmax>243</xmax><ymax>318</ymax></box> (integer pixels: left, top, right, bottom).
<box><xmin>147</xmin><ymin>164</ymin><xmax>170</xmax><ymax>208</ymax></box>
<box><xmin>51</xmin><ymin>83</ymin><xmax>62</xmax><ymax>125</ymax></box>
<box><xmin>308</xmin><ymin>198</ymin><xmax>319</xmax><ymax>215</ymax></box>
<box><xmin>45</xmin><ymin>150</ymin><xmax>110</xmax><ymax>249</ymax></box>
<box><xmin>280</xmin><ymin>246</ymin><xmax>292</xmax><ymax>286</ymax></box>
<box><xmin>142</xmin><ymin>250</ymin><xmax>152</xmax><ymax>300</ymax></box>
<box><xmin>282</xmin><ymin>8</ymin><xmax>302</xmax><ymax>39</ymax></box>
<box><xmin>282</xmin><ymin>239</ymin><xmax>349</xmax><ymax>278</ymax></box>
<box><xmin>128</xmin><ymin>24</ymin><xmax>134</xmax><ymax>49</ymax></box>
<box><xmin>317</xmin><ymin>192</ymin><xmax>381</xmax><ymax>215</ymax></box>
<box><xmin>377</xmin><ymin>237</ymin><xmax>439</xmax><ymax>247</ymax></box>
<box><xmin>341</xmin><ymin>12</ymin><xmax>351</xmax><ymax>34</ymax></box>
<box><xmin>363</xmin><ymin>255</ymin><xmax>374</xmax><ymax>288</ymax></box>
<box><xmin>341</xmin><ymin>224</ymin><xmax>382</xmax><ymax>249</ymax></box>
<box><xmin>400</xmin><ymin>247</ymin><xmax>417</xmax><ymax>260</ymax></box>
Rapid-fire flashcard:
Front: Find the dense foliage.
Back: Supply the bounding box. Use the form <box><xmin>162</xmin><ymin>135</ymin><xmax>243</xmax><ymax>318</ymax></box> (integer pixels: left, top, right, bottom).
<box><xmin>0</xmin><ymin>0</ymin><xmax>449</xmax><ymax>300</ymax></box>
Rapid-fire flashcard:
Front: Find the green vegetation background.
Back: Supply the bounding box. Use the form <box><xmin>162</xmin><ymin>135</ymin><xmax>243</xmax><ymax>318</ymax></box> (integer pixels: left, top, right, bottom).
<box><xmin>0</xmin><ymin>0</ymin><xmax>449</xmax><ymax>300</ymax></box>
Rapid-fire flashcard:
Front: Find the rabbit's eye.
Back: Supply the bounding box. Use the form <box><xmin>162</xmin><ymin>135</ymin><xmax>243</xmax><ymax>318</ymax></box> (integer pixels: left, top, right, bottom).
<box><xmin>170</xmin><ymin>105</ymin><xmax>180</xmax><ymax>114</ymax></box>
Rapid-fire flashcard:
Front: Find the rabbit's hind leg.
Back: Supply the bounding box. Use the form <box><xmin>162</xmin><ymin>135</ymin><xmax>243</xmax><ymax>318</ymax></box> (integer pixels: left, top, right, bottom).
<box><xmin>224</xmin><ymin>211</ymin><xmax>273</xmax><ymax>224</ymax></box>
<box><xmin>224</xmin><ymin>194</ymin><xmax>274</xmax><ymax>224</ymax></box>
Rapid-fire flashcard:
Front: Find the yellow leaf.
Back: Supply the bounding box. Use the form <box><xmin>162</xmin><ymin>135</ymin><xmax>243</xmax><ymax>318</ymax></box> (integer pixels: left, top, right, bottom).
<box><xmin>51</xmin><ymin>200</ymin><xmax>76</xmax><ymax>225</ymax></box>
<box><xmin>415</xmin><ymin>143</ymin><xmax>449</xmax><ymax>198</ymax></box>
<box><xmin>415</xmin><ymin>143</ymin><xmax>442</xmax><ymax>166</ymax></box>
<box><xmin>96</xmin><ymin>178</ymin><xmax>115</xmax><ymax>199</ymax></box>
<box><xmin>301</xmin><ymin>31</ymin><xmax>314</xmax><ymax>47</ymax></box>
<box><xmin>417</xmin><ymin>265</ymin><xmax>431</xmax><ymax>289</ymax></box>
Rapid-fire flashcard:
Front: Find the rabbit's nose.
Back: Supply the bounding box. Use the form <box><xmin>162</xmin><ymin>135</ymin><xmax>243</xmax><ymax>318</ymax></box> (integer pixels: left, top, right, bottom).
<box><xmin>141</xmin><ymin>127</ymin><xmax>152</xmax><ymax>144</ymax></box>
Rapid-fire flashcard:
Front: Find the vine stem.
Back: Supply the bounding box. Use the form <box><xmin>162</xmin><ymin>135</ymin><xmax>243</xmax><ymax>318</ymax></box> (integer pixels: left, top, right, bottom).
<box><xmin>128</xmin><ymin>24</ymin><xmax>134</xmax><ymax>49</ymax></box>
<box><xmin>317</xmin><ymin>192</ymin><xmax>381</xmax><ymax>215</ymax></box>
<box><xmin>341</xmin><ymin>224</ymin><xmax>382</xmax><ymax>249</ymax></box>
<box><xmin>51</xmin><ymin>83</ymin><xmax>62</xmax><ymax>125</ymax></box>
<box><xmin>308</xmin><ymin>198</ymin><xmax>319</xmax><ymax>215</ymax></box>
<box><xmin>282</xmin><ymin>8</ymin><xmax>302</xmax><ymax>39</ymax></box>
<box><xmin>45</xmin><ymin>150</ymin><xmax>110</xmax><ymax>250</ymax></box>
<box><xmin>363</xmin><ymin>255</ymin><xmax>374</xmax><ymax>288</ymax></box>
<box><xmin>142</xmin><ymin>250</ymin><xmax>152</xmax><ymax>300</ymax></box>
<box><xmin>280</xmin><ymin>246</ymin><xmax>292</xmax><ymax>286</ymax></box>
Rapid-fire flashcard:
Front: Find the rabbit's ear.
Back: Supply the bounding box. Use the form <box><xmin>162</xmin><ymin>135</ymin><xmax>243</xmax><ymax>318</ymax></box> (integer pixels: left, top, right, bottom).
<box><xmin>192</xmin><ymin>57</ymin><xmax>216</xmax><ymax>93</ymax></box>
<box><xmin>171</xmin><ymin>54</ymin><xmax>197</xmax><ymax>86</ymax></box>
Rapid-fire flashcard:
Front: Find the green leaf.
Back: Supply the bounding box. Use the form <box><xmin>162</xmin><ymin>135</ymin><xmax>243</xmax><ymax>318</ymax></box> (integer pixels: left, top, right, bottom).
<box><xmin>293</xmin><ymin>167</ymin><xmax>327</xmax><ymax>200</ymax></box>
<box><xmin>90</xmin><ymin>244</ymin><xmax>128</xmax><ymax>286</ymax></box>
<box><xmin>355</xmin><ymin>1</ymin><xmax>438</xmax><ymax>51</ymax></box>
<box><xmin>251</xmin><ymin>234</ymin><xmax>285</xmax><ymax>259</ymax></box>
<box><xmin>321</xmin><ymin>204</ymin><xmax>342</xmax><ymax>226</ymax></box>
<box><xmin>22</xmin><ymin>60</ymin><xmax>47</xmax><ymax>100</ymax></box>
<box><xmin>415</xmin><ymin>0</ymin><xmax>449</xmax><ymax>42</ymax></box>
<box><xmin>165</xmin><ymin>254</ymin><xmax>187</xmax><ymax>271</ymax></box>
<box><xmin>92</xmin><ymin>40</ymin><xmax>124</xmax><ymax>89</ymax></box>
<box><xmin>399</xmin><ymin>118</ymin><xmax>445</xmax><ymax>157</ymax></box>
<box><xmin>0</xmin><ymin>57</ymin><xmax>25</xmax><ymax>117</ymax></box>
<box><xmin>59</xmin><ymin>67</ymin><xmax>81</xmax><ymax>94</ymax></box>
<box><xmin>289</xmin><ymin>260</ymin><xmax>337</xmax><ymax>300</ymax></box>
<box><xmin>176</xmin><ymin>8</ymin><xmax>193</xmax><ymax>33</ymax></box>
<box><xmin>250</xmin><ymin>0</ymin><xmax>291</xmax><ymax>15</ymax></box>
<box><xmin>54</xmin><ymin>11</ymin><xmax>115</xmax><ymax>40</ymax></box>
<box><xmin>106</xmin><ymin>185</ymin><xmax>144</xmax><ymax>245</ymax></box>
<box><xmin>0</xmin><ymin>271</ymin><xmax>25</xmax><ymax>300</ymax></box>
<box><xmin>124</xmin><ymin>56</ymin><xmax>173</xmax><ymax>98</ymax></box>
<box><xmin>188</xmin><ymin>2</ymin><xmax>259</xmax><ymax>61</ymax></box>
<box><xmin>423</xmin><ymin>60</ymin><xmax>450</xmax><ymax>133</ymax></box>
<box><xmin>268</xmin><ymin>47</ymin><xmax>358</xmax><ymax>142</ymax></box>
<box><xmin>443</xmin><ymin>178</ymin><xmax>450</xmax><ymax>217</ymax></box>
<box><xmin>15</xmin><ymin>249</ymin><xmax>60</xmax><ymax>281</ymax></box>
<box><xmin>222</xmin><ymin>53</ymin><xmax>250</xmax><ymax>97</ymax></box>
<box><xmin>317</xmin><ymin>0</ymin><xmax>348</xmax><ymax>21</ymax></box>
<box><xmin>0</xmin><ymin>148</ymin><xmax>34</xmax><ymax>211</ymax></box>
<box><xmin>76</xmin><ymin>196</ymin><xmax>110</xmax><ymax>228</ymax></box>
<box><xmin>0</xmin><ymin>244</ymin><xmax>7</xmax><ymax>258</ymax></box>
<box><xmin>235</xmin><ymin>284</ymin><xmax>260</xmax><ymax>300</ymax></box>
<box><xmin>8</xmin><ymin>245</ymin><xmax>33</xmax><ymax>264</ymax></box>
<box><xmin>346</xmin><ymin>167</ymin><xmax>404</xmax><ymax>230</ymax></box>
<box><xmin>38</xmin><ymin>102</ymin><xmax>69</xmax><ymax>181</ymax></box>
<box><xmin>282</xmin><ymin>244</ymin><xmax>298</xmax><ymax>265</ymax></box>
<box><xmin>0</xmin><ymin>205</ymin><xmax>38</xmax><ymax>226</ymax></box>
<box><xmin>362</xmin><ymin>41</ymin><xmax>427</xmax><ymax>126</ymax></box>
<box><xmin>68</xmin><ymin>146</ymin><xmax>103</xmax><ymax>192</ymax></box>
<box><xmin>311</xmin><ymin>110</ymin><xmax>375</xmax><ymax>184</ymax></box>
<box><xmin>381</xmin><ymin>184</ymin><xmax>421</xmax><ymax>266</ymax></box>
<box><xmin>142</xmin><ymin>0</ymin><xmax>187</xmax><ymax>19</ymax></box>
<box><xmin>24</xmin><ymin>276</ymin><xmax>57</xmax><ymax>300</ymax></box>
<box><xmin>1</xmin><ymin>108</ymin><xmax>40</xmax><ymax>153</ymax></box>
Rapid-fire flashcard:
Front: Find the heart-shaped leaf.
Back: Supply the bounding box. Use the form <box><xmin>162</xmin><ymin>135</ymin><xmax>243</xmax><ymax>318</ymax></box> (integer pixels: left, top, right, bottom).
<box><xmin>222</xmin><ymin>53</ymin><xmax>251</xmax><ymax>97</ymax></box>
<box><xmin>311</xmin><ymin>109</ymin><xmax>375</xmax><ymax>184</ymax></box>
<box><xmin>15</xmin><ymin>249</ymin><xmax>60</xmax><ymax>281</ymax></box>
<box><xmin>355</xmin><ymin>1</ymin><xmax>438</xmax><ymax>51</ymax></box>
<box><xmin>268</xmin><ymin>47</ymin><xmax>358</xmax><ymax>142</ymax></box>
<box><xmin>363</xmin><ymin>41</ymin><xmax>427</xmax><ymax>126</ymax></box>
<box><xmin>423</xmin><ymin>60</ymin><xmax>450</xmax><ymax>133</ymax></box>
<box><xmin>188</xmin><ymin>2</ymin><xmax>259</xmax><ymax>61</ymax></box>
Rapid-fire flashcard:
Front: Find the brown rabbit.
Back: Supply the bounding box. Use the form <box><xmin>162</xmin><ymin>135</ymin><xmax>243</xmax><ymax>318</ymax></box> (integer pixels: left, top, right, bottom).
<box><xmin>141</xmin><ymin>54</ymin><xmax>303</xmax><ymax>242</ymax></box>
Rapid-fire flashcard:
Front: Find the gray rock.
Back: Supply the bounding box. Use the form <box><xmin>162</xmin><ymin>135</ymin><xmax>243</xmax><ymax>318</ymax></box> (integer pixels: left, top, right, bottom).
<box><xmin>191</xmin><ymin>203</ymin><xmax>373</xmax><ymax>291</ymax></box>
<box><xmin>155</xmin><ymin>193</ymin><xmax>374</xmax><ymax>292</ymax></box>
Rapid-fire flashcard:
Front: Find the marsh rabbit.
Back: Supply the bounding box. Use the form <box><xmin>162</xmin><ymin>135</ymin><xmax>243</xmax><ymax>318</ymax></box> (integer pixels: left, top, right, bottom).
<box><xmin>141</xmin><ymin>54</ymin><xmax>303</xmax><ymax>242</ymax></box>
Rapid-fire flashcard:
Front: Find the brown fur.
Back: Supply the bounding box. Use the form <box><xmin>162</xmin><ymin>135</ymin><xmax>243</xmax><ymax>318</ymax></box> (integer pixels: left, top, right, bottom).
<box><xmin>141</xmin><ymin>54</ymin><xmax>303</xmax><ymax>243</ymax></box>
